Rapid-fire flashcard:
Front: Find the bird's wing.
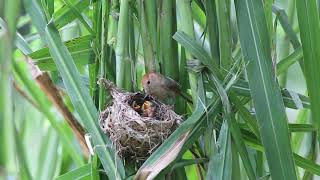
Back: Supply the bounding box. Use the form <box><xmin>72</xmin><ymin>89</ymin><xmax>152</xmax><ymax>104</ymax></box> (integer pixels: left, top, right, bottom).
<box><xmin>164</xmin><ymin>77</ymin><xmax>181</xmax><ymax>93</ymax></box>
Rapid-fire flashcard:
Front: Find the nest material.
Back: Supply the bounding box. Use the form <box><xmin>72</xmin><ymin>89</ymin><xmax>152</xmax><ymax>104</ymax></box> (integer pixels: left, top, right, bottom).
<box><xmin>98</xmin><ymin>79</ymin><xmax>183</xmax><ymax>161</ymax></box>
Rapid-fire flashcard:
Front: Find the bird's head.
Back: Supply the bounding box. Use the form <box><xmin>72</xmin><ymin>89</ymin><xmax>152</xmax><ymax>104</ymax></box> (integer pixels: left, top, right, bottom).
<box><xmin>141</xmin><ymin>72</ymin><xmax>161</xmax><ymax>94</ymax></box>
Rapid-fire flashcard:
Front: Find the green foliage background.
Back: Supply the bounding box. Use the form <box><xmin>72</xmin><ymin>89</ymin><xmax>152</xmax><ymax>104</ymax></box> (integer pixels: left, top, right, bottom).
<box><xmin>0</xmin><ymin>0</ymin><xmax>319</xmax><ymax>179</ymax></box>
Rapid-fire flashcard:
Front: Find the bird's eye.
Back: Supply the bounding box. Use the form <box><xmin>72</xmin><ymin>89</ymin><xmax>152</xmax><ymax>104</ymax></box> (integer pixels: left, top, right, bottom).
<box><xmin>147</xmin><ymin>81</ymin><xmax>150</xmax><ymax>84</ymax></box>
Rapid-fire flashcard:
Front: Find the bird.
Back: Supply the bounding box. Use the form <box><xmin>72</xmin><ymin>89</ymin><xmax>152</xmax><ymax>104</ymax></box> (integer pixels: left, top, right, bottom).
<box><xmin>141</xmin><ymin>101</ymin><xmax>156</xmax><ymax>117</ymax></box>
<box><xmin>141</xmin><ymin>72</ymin><xmax>192</xmax><ymax>104</ymax></box>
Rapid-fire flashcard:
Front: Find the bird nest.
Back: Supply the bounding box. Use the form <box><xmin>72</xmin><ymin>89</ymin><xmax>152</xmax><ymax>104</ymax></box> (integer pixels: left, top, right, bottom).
<box><xmin>98</xmin><ymin>79</ymin><xmax>183</xmax><ymax>162</ymax></box>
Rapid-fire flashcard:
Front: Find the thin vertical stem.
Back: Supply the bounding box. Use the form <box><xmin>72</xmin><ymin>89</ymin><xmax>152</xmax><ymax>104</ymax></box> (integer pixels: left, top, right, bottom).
<box><xmin>115</xmin><ymin>0</ymin><xmax>132</xmax><ymax>90</ymax></box>
<box><xmin>205</xmin><ymin>0</ymin><xmax>220</xmax><ymax>66</ymax></box>
<box><xmin>0</xmin><ymin>0</ymin><xmax>20</xmax><ymax>174</ymax></box>
<box><xmin>215</xmin><ymin>0</ymin><xmax>232</xmax><ymax>72</ymax></box>
<box><xmin>138</xmin><ymin>0</ymin><xmax>157</xmax><ymax>72</ymax></box>
<box><xmin>177</xmin><ymin>0</ymin><xmax>199</xmax><ymax>107</ymax></box>
<box><xmin>159</xmin><ymin>0</ymin><xmax>178</xmax><ymax>80</ymax></box>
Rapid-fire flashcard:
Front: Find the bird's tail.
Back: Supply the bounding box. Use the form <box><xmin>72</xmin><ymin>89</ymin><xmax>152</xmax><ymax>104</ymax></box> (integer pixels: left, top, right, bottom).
<box><xmin>179</xmin><ymin>91</ymin><xmax>193</xmax><ymax>104</ymax></box>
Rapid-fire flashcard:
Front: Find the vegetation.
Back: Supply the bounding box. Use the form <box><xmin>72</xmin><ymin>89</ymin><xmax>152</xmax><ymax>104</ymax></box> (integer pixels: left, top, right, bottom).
<box><xmin>0</xmin><ymin>0</ymin><xmax>319</xmax><ymax>179</ymax></box>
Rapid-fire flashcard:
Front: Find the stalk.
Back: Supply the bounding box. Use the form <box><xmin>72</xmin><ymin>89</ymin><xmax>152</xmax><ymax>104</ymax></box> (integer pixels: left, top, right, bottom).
<box><xmin>176</xmin><ymin>0</ymin><xmax>199</xmax><ymax>107</ymax></box>
<box><xmin>98</xmin><ymin>0</ymin><xmax>110</xmax><ymax>111</ymax></box>
<box><xmin>159</xmin><ymin>0</ymin><xmax>178</xmax><ymax>80</ymax></box>
<box><xmin>205</xmin><ymin>0</ymin><xmax>220</xmax><ymax>66</ymax></box>
<box><xmin>107</xmin><ymin>0</ymin><xmax>119</xmax><ymax>48</ymax></box>
<box><xmin>115</xmin><ymin>0</ymin><xmax>132</xmax><ymax>90</ymax></box>
<box><xmin>277</xmin><ymin>0</ymin><xmax>295</xmax><ymax>87</ymax></box>
<box><xmin>145</xmin><ymin>0</ymin><xmax>158</xmax><ymax>62</ymax></box>
<box><xmin>128</xmin><ymin>7</ymin><xmax>137</xmax><ymax>90</ymax></box>
<box><xmin>138</xmin><ymin>0</ymin><xmax>157</xmax><ymax>72</ymax></box>
<box><xmin>215</xmin><ymin>0</ymin><xmax>232</xmax><ymax>72</ymax></box>
<box><xmin>0</xmin><ymin>0</ymin><xmax>20</xmax><ymax>175</ymax></box>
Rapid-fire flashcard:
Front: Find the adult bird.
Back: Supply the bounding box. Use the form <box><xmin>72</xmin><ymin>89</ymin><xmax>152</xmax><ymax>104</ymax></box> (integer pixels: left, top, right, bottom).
<box><xmin>141</xmin><ymin>72</ymin><xmax>192</xmax><ymax>104</ymax></box>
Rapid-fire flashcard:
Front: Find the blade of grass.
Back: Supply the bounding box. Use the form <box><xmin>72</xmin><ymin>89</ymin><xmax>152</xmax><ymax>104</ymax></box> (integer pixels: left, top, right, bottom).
<box><xmin>174</xmin><ymin>32</ymin><xmax>310</xmax><ymax>110</ymax></box>
<box><xmin>13</xmin><ymin>61</ymin><xmax>84</xmax><ymax>165</ymax></box>
<box><xmin>36</xmin><ymin>129</ymin><xmax>59</xmax><ymax>180</ymax></box>
<box><xmin>45</xmin><ymin>21</ymin><xmax>125</xmax><ymax>179</ymax></box>
<box><xmin>215</xmin><ymin>0</ymin><xmax>232</xmax><ymax>71</ymax></box>
<box><xmin>55</xmin><ymin>164</ymin><xmax>92</xmax><ymax>180</ymax></box>
<box><xmin>276</xmin><ymin>47</ymin><xmax>303</xmax><ymax>76</ymax></box>
<box><xmin>13</xmin><ymin>125</ymin><xmax>32</xmax><ymax>180</ymax></box>
<box><xmin>14</xmin><ymin>31</ymin><xmax>90</xmax><ymax>156</ymax></box>
<box><xmin>242</xmin><ymin>135</ymin><xmax>320</xmax><ymax>176</ymax></box>
<box><xmin>292</xmin><ymin>108</ymin><xmax>310</xmax><ymax>152</ymax></box>
<box><xmin>296</xmin><ymin>0</ymin><xmax>320</xmax><ymax>145</ymax></box>
<box><xmin>273</xmin><ymin>2</ymin><xmax>298</xmax><ymax>86</ymax></box>
<box><xmin>27</xmin><ymin>35</ymin><xmax>95</xmax><ymax>71</ymax></box>
<box><xmin>235</xmin><ymin>0</ymin><xmax>297</xmax><ymax>179</ymax></box>
<box><xmin>206</xmin><ymin>121</ymin><xmax>232</xmax><ymax>180</ymax></box>
<box><xmin>23</xmin><ymin>0</ymin><xmax>125</xmax><ymax>178</ymax></box>
<box><xmin>205</xmin><ymin>0</ymin><xmax>219</xmax><ymax>65</ymax></box>
<box><xmin>207</xmin><ymin>72</ymin><xmax>256</xmax><ymax>179</ymax></box>
<box><xmin>302</xmin><ymin>132</ymin><xmax>317</xmax><ymax>179</ymax></box>
<box><xmin>53</xmin><ymin>0</ymin><xmax>89</xmax><ymax>29</ymax></box>
<box><xmin>232</xmin><ymin>80</ymin><xmax>310</xmax><ymax>109</ymax></box>
<box><xmin>59</xmin><ymin>0</ymin><xmax>93</xmax><ymax>34</ymax></box>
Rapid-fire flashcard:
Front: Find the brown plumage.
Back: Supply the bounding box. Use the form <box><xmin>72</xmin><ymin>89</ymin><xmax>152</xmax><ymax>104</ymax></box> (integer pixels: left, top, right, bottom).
<box><xmin>141</xmin><ymin>72</ymin><xmax>192</xmax><ymax>103</ymax></box>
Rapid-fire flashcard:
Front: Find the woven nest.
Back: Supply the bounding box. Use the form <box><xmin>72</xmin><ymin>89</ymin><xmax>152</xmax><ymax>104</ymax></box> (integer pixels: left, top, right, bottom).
<box><xmin>98</xmin><ymin>79</ymin><xmax>183</xmax><ymax>161</ymax></box>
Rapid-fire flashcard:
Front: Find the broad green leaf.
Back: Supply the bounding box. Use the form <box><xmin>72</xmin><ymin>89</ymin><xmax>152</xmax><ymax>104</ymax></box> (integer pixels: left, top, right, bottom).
<box><xmin>28</xmin><ymin>35</ymin><xmax>95</xmax><ymax>71</ymax></box>
<box><xmin>235</xmin><ymin>0</ymin><xmax>297</xmax><ymax>179</ymax></box>
<box><xmin>296</xmin><ymin>0</ymin><xmax>320</xmax><ymax>145</ymax></box>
